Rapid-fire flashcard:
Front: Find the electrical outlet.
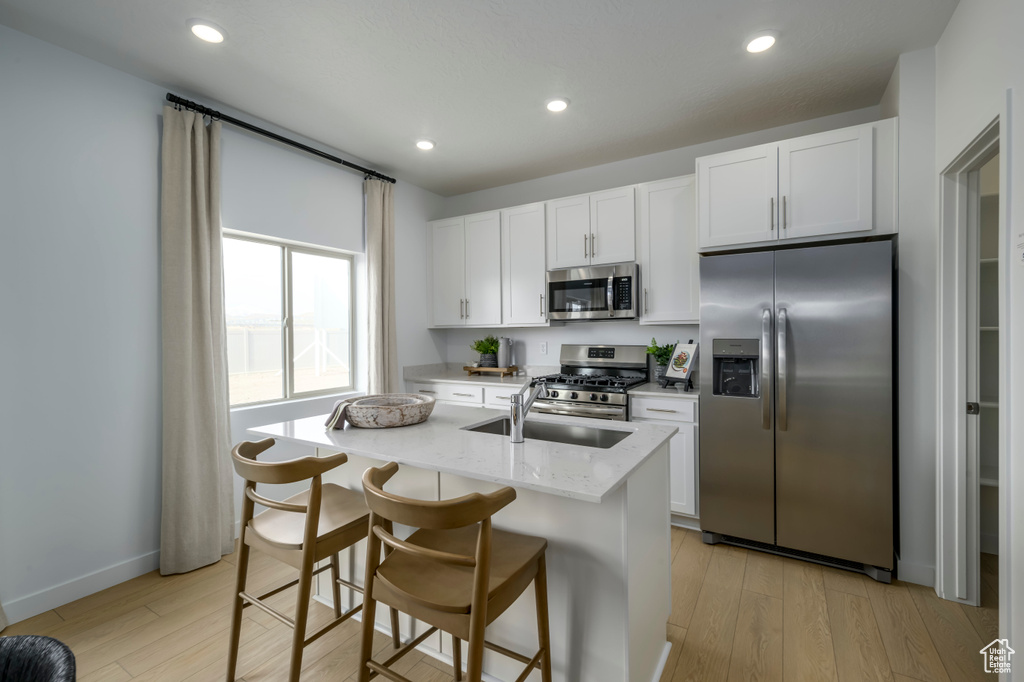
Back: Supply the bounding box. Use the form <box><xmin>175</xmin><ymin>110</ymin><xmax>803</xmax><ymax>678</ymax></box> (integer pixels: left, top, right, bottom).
<box><xmin>540</xmin><ymin>342</ymin><xmax>548</xmax><ymax>355</ymax></box>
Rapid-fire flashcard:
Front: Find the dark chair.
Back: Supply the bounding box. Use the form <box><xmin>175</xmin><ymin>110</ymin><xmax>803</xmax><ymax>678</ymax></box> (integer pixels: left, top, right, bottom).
<box><xmin>0</xmin><ymin>635</ymin><xmax>76</xmax><ymax>681</ymax></box>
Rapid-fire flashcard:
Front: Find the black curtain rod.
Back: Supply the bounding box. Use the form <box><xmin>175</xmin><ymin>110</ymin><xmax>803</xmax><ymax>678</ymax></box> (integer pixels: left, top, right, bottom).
<box><xmin>165</xmin><ymin>93</ymin><xmax>397</xmax><ymax>184</ymax></box>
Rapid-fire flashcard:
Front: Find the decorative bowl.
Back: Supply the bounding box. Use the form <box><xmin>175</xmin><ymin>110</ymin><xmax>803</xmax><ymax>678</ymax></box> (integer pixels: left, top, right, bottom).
<box><xmin>337</xmin><ymin>393</ymin><xmax>436</xmax><ymax>428</ymax></box>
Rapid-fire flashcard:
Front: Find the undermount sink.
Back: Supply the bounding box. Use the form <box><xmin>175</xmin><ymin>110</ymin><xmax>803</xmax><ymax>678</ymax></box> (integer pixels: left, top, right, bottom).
<box><xmin>462</xmin><ymin>416</ymin><xmax>631</xmax><ymax>449</ymax></box>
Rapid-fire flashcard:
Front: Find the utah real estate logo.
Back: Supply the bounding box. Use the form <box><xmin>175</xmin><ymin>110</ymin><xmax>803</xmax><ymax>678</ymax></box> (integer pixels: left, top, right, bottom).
<box><xmin>980</xmin><ymin>638</ymin><xmax>1014</xmax><ymax>674</ymax></box>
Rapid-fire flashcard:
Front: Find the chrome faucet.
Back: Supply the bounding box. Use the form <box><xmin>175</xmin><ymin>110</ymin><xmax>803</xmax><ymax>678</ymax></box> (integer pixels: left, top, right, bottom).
<box><xmin>510</xmin><ymin>380</ymin><xmax>548</xmax><ymax>443</ymax></box>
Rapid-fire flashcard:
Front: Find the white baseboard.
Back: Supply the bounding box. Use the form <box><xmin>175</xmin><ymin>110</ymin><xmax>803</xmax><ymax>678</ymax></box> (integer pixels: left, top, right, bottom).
<box><xmin>670</xmin><ymin>514</ymin><xmax>701</xmax><ymax>532</ymax></box>
<box><xmin>981</xmin><ymin>532</ymin><xmax>1000</xmax><ymax>555</ymax></box>
<box><xmin>897</xmin><ymin>558</ymin><xmax>936</xmax><ymax>587</ymax></box>
<box><xmin>4</xmin><ymin>550</ymin><xmax>160</xmax><ymax>625</ymax></box>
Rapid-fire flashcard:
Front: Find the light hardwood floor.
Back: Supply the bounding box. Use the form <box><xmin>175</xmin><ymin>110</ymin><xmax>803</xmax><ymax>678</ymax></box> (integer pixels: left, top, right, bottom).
<box><xmin>3</xmin><ymin>529</ymin><xmax>999</xmax><ymax>682</ymax></box>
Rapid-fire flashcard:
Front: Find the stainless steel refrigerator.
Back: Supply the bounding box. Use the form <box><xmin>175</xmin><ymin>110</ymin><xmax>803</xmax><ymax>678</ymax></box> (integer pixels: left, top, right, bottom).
<box><xmin>698</xmin><ymin>240</ymin><xmax>895</xmax><ymax>579</ymax></box>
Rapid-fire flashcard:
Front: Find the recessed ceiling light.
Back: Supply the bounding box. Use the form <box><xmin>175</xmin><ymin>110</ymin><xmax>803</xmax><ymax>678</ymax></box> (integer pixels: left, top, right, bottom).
<box><xmin>546</xmin><ymin>99</ymin><xmax>569</xmax><ymax>113</ymax></box>
<box><xmin>746</xmin><ymin>32</ymin><xmax>777</xmax><ymax>53</ymax></box>
<box><xmin>416</xmin><ymin>139</ymin><xmax>435</xmax><ymax>151</ymax></box>
<box><xmin>188</xmin><ymin>19</ymin><xmax>225</xmax><ymax>44</ymax></box>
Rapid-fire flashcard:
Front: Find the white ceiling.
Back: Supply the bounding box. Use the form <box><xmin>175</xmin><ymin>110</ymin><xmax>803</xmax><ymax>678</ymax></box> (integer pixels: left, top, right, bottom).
<box><xmin>0</xmin><ymin>0</ymin><xmax>958</xmax><ymax>196</ymax></box>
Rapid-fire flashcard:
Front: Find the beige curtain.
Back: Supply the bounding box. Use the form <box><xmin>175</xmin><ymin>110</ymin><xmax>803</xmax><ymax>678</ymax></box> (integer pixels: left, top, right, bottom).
<box><xmin>158</xmin><ymin>105</ymin><xmax>234</xmax><ymax>575</ymax></box>
<box><xmin>366</xmin><ymin>179</ymin><xmax>399</xmax><ymax>394</ymax></box>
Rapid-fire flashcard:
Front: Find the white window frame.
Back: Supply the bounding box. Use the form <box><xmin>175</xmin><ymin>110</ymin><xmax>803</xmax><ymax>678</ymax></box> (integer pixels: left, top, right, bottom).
<box><xmin>223</xmin><ymin>229</ymin><xmax>357</xmax><ymax>407</ymax></box>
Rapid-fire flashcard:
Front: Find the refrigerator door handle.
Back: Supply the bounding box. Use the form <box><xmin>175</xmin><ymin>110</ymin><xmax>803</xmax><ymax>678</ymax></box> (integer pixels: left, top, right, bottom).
<box><xmin>777</xmin><ymin>307</ymin><xmax>788</xmax><ymax>431</ymax></box>
<box><xmin>761</xmin><ymin>308</ymin><xmax>772</xmax><ymax>430</ymax></box>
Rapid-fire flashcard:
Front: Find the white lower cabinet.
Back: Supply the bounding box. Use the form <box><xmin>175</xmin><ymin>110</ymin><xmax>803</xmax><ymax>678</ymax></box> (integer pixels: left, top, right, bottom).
<box><xmin>484</xmin><ymin>386</ymin><xmax>518</xmax><ymax>409</ymax></box>
<box><xmin>631</xmin><ymin>395</ymin><xmax>698</xmax><ymax>517</ymax></box>
<box><xmin>410</xmin><ymin>382</ymin><xmax>483</xmax><ymax>405</ymax></box>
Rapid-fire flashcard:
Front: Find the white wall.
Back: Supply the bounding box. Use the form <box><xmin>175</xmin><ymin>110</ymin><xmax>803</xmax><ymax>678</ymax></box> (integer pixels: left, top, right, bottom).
<box><xmin>881</xmin><ymin>48</ymin><xmax>939</xmax><ymax>586</ymax></box>
<box><xmin>930</xmin><ymin>0</ymin><xmax>1024</xmax><ymax>654</ymax></box>
<box><xmin>0</xmin><ymin>23</ymin><xmax>443</xmax><ymax>624</ymax></box>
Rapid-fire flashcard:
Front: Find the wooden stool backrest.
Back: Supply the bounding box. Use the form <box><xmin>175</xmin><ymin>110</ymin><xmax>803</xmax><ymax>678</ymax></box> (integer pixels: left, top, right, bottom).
<box><xmin>230</xmin><ymin>438</ymin><xmax>350</xmax><ymax>547</ymax></box>
<box><xmin>361</xmin><ymin>462</ymin><xmax>517</xmax><ymax>614</ymax></box>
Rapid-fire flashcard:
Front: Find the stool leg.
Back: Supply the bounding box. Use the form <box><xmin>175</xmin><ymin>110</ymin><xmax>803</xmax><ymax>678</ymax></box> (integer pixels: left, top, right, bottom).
<box><xmin>453</xmin><ymin>635</ymin><xmax>462</xmax><ymax>681</ymax></box>
<box><xmin>289</xmin><ymin>551</ymin><xmax>316</xmax><ymax>682</ymax></box>
<box><xmin>330</xmin><ymin>554</ymin><xmax>343</xmax><ymax>618</ymax></box>
<box><xmin>535</xmin><ymin>555</ymin><xmax>553</xmax><ymax>682</ymax></box>
<box><xmin>357</xmin><ymin>586</ymin><xmax>378</xmax><ymax>682</ymax></box>
<box><xmin>390</xmin><ymin>606</ymin><xmax>401</xmax><ymax>648</ymax></box>
<box><xmin>226</xmin><ymin>540</ymin><xmax>251</xmax><ymax>681</ymax></box>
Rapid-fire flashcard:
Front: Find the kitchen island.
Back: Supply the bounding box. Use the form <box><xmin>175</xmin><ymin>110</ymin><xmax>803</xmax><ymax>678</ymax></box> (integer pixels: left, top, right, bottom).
<box><xmin>248</xmin><ymin>403</ymin><xmax>676</xmax><ymax>682</ymax></box>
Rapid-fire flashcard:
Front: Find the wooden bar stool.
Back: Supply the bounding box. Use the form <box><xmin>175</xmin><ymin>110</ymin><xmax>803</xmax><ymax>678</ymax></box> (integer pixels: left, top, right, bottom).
<box><xmin>226</xmin><ymin>439</ymin><xmax>399</xmax><ymax>682</ymax></box>
<box><xmin>358</xmin><ymin>462</ymin><xmax>552</xmax><ymax>682</ymax></box>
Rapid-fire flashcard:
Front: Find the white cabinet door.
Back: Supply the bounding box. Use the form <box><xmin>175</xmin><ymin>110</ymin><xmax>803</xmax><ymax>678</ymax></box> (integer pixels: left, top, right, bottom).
<box><xmin>463</xmin><ymin>211</ymin><xmax>502</xmax><ymax>326</ymax></box>
<box><xmin>697</xmin><ymin>144</ymin><xmax>778</xmax><ymax>249</ymax></box>
<box><xmin>546</xmin><ymin>195</ymin><xmax>590</xmax><ymax>269</ymax></box>
<box><xmin>778</xmin><ymin>126</ymin><xmax>873</xmax><ymax>240</ymax></box>
<box><xmin>502</xmin><ymin>203</ymin><xmax>548</xmax><ymax>326</ymax></box>
<box><xmin>430</xmin><ymin>217</ymin><xmax>466</xmax><ymax>326</ymax></box>
<box><xmin>633</xmin><ymin>417</ymin><xmax>697</xmax><ymax>516</ymax></box>
<box><xmin>638</xmin><ymin>176</ymin><xmax>699</xmax><ymax>324</ymax></box>
<box><xmin>589</xmin><ymin>186</ymin><xmax>635</xmax><ymax>265</ymax></box>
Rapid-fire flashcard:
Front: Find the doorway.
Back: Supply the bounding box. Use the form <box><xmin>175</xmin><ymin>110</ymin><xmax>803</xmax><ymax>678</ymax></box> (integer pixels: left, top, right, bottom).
<box><xmin>936</xmin><ymin>118</ymin><xmax>1007</xmax><ymax>611</ymax></box>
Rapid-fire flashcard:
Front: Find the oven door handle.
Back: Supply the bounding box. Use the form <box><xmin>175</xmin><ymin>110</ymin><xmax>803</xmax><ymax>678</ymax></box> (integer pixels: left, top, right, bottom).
<box><xmin>607</xmin><ymin>276</ymin><xmax>614</xmax><ymax>317</ymax></box>
<box><xmin>531</xmin><ymin>403</ymin><xmax>625</xmax><ymax>418</ymax></box>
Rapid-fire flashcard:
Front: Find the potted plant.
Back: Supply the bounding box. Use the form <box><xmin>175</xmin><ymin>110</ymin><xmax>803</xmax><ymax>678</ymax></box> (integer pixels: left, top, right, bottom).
<box><xmin>471</xmin><ymin>335</ymin><xmax>501</xmax><ymax>367</ymax></box>
<box><xmin>646</xmin><ymin>337</ymin><xmax>677</xmax><ymax>381</ymax></box>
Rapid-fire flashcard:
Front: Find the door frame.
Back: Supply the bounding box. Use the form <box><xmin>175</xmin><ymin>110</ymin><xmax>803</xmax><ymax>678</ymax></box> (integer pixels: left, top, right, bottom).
<box><xmin>935</xmin><ymin>115</ymin><xmax>1007</xmax><ymax>608</ymax></box>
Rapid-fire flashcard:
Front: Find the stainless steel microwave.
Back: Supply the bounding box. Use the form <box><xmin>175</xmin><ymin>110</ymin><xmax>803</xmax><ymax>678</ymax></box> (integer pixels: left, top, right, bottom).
<box><xmin>546</xmin><ymin>264</ymin><xmax>639</xmax><ymax>320</ymax></box>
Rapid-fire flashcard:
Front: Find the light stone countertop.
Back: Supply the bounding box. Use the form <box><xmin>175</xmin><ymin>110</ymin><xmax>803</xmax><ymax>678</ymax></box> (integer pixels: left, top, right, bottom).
<box><xmin>247</xmin><ymin>403</ymin><xmax>677</xmax><ymax>503</ymax></box>
<box><xmin>404</xmin><ymin>370</ymin><xmax>536</xmax><ymax>388</ymax></box>
<box><xmin>629</xmin><ymin>382</ymin><xmax>701</xmax><ymax>399</ymax></box>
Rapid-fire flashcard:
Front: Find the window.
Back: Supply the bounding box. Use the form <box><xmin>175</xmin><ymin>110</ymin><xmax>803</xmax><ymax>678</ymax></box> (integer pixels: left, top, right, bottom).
<box><xmin>223</xmin><ymin>233</ymin><xmax>355</xmax><ymax>406</ymax></box>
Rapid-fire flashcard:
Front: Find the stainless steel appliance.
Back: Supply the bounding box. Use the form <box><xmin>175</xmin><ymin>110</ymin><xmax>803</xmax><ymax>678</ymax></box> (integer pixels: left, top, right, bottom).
<box><xmin>546</xmin><ymin>264</ymin><xmax>638</xmax><ymax>320</ymax></box>
<box><xmin>699</xmin><ymin>240</ymin><xmax>895</xmax><ymax>581</ymax></box>
<box><xmin>530</xmin><ymin>344</ymin><xmax>648</xmax><ymax>420</ymax></box>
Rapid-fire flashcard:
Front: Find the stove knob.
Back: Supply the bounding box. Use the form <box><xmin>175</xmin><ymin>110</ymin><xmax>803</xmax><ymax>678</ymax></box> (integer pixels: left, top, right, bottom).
<box><xmin>570</xmin><ymin>392</ymin><xmax>578</xmax><ymax>400</ymax></box>
<box><xmin>550</xmin><ymin>390</ymin><xmax>559</xmax><ymax>398</ymax></box>
<box><xmin>600</xmin><ymin>394</ymin><xmax>609</xmax><ymax>402</ymax></box>
<box><xmin>589</xmin><ymin>393</ymin><xmax>598</xmax><ymax>401</ymax></box>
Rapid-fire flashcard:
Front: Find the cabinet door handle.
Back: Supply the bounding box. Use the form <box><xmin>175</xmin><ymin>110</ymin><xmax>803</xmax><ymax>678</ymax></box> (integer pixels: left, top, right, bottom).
<box><xmin>644</xmin><ymin>288</ymin><xmax>649</xmax><ymax>314</ymax></box>
<box><xmin>782</xmin><ymin>196</ymin><xmax>787</xmax><ymax>229</ymax></box>
<box><xmin>465</xmin><ymin>299</ymin><xmax>470</xmax><ymax>318</ymax></box>
<box><xmin>459</xmin><ymin>299</ymin><xmax>464</xmax><ymax>319</ymax></box>
<box><xmin>494</xmin><ymin>395</ymin><xmax>511</xmax><ymax>400</ymax></box>
<box><xmin>453</xmin><ymin>392</ymin><xmax>474</xmax><ymax>397</ymax></box>
<box><xmin>646</xmin><ymin>407</ymin><xmax>678</xmax><ymax>414</ymax></box>
<box><xmin>540</xmin><ymin>293</ymin><xmax>545</xmax><ymax>316</ymax></box>
<box><xmin>591</xmin><ymin>233</ymin><xmax>596</xmax><ymax>256</ymax></box>
<box><xmin>770</xmin><ymin>197</ymin><xmax>775</xmax><ymax>231</ymax></box>
<box><xmin>418</xmin><ymin>389</ymin><xmax>437</xmax><ymax>394</ymax></box>
<box><xmin>583</xmin><ymin>233</ymin><xmax>588</xmax><ymax>258</ymax></box>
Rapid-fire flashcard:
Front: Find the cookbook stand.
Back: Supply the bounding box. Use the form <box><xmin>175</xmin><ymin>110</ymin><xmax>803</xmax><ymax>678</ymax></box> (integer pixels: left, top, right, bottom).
<box><xmin>659</xmin><ymin>341</ymin><xmax>697</xmax><ymax>392</ymax></box>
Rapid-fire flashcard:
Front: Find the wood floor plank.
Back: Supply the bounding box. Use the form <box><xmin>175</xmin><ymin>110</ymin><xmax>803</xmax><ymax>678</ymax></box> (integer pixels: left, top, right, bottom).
<box><xmin>671</xmin><ymin>544</ymin><xmax>747</xmax><ymax>682</ymax></box>
<box><xmin>726</xmin><ymin>590</ymin><xmax>782</xmax><ymax>682</ymax></box>
<box><xmin>782</xmin><ymin>560</ymin><xmax>838</xmax><ymax>682</ymax></box>
<box><xmin>864</xmin><ymin>580</ymin><xmax>951</xmax><ymax>682</ymax></box>
<box><xmin>659</xmin><ymin>623</ymin><xmax>687</xmax><ymax>682</ymax></box>
<box><xmin>907</xmin><ymin>583</ymin><xmax>987</xmax><ymax>682</ymax></box>
<box><xmin>670</xmin><ymin>527</ymin><xmax>687</xmax><ymax>559</ymax></box>
<box><xmin>0</xmin><ymin>608</ymin><xmax>64</xmax><ymax>635</ymax></box>
<box><xmin>962</xmin><ymin>571</ymin><xmax>999</xmax><ymax>644</ymax></box>
<box><xmin>79</xmin><ymin>662</ymin><xmax>133</xmax><ymax>682</ymax></box>
<box><xmin>825</xmin><ymin>589</ymin><xmax>893</xmax><ymax>682</ymax></box>
<box><xmin>309</xmin><ymin>624</ymin><xmax>420</xmax><ymax>682</ymax></box>
<box><xmin>235</xmin><ymin>601</ymin><xmax>347</xmax><ymax>681</ymax></box>
<box><xmin>821</xmin><ymin>567</ymin><xmax>868</xmax><ymax>598</ymax></box>
<box><xmin>741</xmin><ymin>550</ymin><xmax>784</xmax><ymax>600</ymax></box>
<box><xmin>668</xmin><ymin>529</ymin><xmax>715</xmax><ymax>629</ymax></box>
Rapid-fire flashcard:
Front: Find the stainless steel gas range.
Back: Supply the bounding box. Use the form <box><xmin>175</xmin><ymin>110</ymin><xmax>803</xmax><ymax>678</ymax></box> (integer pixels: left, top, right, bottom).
<box><xmin>530</xmin><ymin>344</ymin><xmax>648</xmax><ymax>421</ymax></box>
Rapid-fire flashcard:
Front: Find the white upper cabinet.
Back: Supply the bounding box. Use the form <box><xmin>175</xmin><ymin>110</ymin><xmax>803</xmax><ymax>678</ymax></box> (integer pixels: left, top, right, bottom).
<box><xmin>464</xmin><ymin>211</ymin><xmax>502</xmax><ymax>326</ymax></box>
<box><xmin>545</xmin><ymin>195</ymin><xmax>590</xmax><ymax>269</ymax></box>
<box><xmin>546</xmin><ymin>186</ymin><xmax>636</xmax><ymax>268</ymax></box>
<box><xmin>777</xmin><ymin>125</ymin><xmax>873</xmax><ymax>240</ymax></box>
<box><xmin>428</xmin><ymin>211</ymin><xmax>501</xmax><ymax>327</ymax></box>
<box><xmin>589</xmin><ymin>187</ymin><xmax>636</xmax><ymax>265</ymax></box>
<box><xmin>501</xmin><ymin>203</ymin><xmax>548</xmax><ymax>326</ymax></box>
<box><xmin>696</xmin><ymin>118</ymin><xmax>896</xmax><ymax>251</ymax></box>
<box><xmin>638</xmin><ymin>176</ymin><xmax>699</xmax><ymax>324</ymax></box>
<box><xmin>697</xmin><ymin>145</ymin><xmax>778</xmax><ymax>249</ymax></box>
<box><xmin>430</xmin><ymin>217</ymin><xmax>466</xmax><ymax>326</ymax></box>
